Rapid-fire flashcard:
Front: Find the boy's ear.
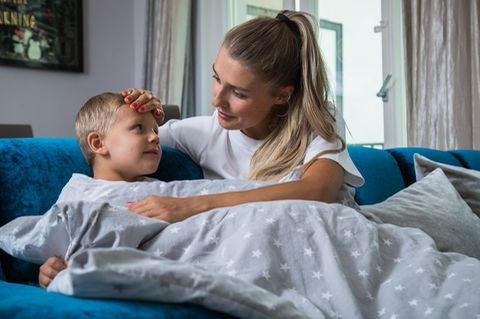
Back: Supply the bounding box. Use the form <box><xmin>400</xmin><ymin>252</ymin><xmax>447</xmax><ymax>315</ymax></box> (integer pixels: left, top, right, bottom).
<box><xmin>274</xmin><ymin>85</ymin><xmax>295</xmax><ymax>105</ymax></box>
<box><xmin>87</xmin><ymin>131</ymin><xmax>109</xmax><ymax>155</ymax></box>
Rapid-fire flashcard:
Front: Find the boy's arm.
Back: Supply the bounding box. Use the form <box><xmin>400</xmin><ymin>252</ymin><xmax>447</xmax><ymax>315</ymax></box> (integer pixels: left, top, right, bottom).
<box><xmin>39</xmin><ymin>256</ymin><xmax>67</xmax><ymax>288</ymax></box>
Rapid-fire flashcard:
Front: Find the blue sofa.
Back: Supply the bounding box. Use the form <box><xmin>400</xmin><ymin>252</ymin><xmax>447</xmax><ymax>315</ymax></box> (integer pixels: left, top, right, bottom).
<box><xmin>0</xmin><ymin>137</ymin><xmax>479</xmax><ymax>318</ymax></box>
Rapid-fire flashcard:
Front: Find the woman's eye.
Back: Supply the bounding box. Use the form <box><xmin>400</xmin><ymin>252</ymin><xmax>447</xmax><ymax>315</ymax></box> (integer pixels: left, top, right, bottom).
<box><xmin>212</xmin><ymin>74</ymin><xmax>220</xmax><ymax>82</ymax></box>
<box><xmin>233</xmin><ymin>90</ymin><xmax>246</xmax><ymax>99</ymax></box>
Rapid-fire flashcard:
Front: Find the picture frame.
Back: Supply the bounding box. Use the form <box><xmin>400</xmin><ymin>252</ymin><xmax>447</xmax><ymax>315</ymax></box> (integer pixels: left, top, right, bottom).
<box><xmin>0</xmin><ymin>0</ymin><xmax>83</xmax><ymax>72</ymax></box>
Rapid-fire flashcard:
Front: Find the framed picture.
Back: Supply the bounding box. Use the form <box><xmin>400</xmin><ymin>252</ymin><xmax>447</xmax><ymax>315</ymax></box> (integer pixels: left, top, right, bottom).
<box><xmin>0</xmin><ymin>0</ymin><xmax>83</xmax><ymax>72</ymax></box>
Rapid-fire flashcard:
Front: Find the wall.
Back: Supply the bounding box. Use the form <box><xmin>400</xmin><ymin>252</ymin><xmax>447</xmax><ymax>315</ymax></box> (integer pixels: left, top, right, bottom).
<box><xmin>0</xmin><ymin>0</ymin><xmax>147</xmax><ymax>137</ymax></box>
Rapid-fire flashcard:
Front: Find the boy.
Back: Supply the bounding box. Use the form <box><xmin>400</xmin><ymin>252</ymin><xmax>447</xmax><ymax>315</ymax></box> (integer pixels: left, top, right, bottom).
<box><xmin>76</xmin><ymin>92</ymin><xmax>161</xmax><ymax>182</ymax></box>
<box><xmin>39</xmin><ymin>92</ymin><xmax>162</xmax><ymax>287</ymax></box>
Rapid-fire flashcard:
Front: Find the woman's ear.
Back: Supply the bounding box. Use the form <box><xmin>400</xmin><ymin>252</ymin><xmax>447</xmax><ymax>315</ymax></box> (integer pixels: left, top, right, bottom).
<box><xmin>275</xmin><ymin>85</ymin><xmax>295</xmax><ymax>105</ymax></box>
<box><xmin>87</xmin><ymin>132</ymin><xmax>109</xmax><ymax>156</ymax></box>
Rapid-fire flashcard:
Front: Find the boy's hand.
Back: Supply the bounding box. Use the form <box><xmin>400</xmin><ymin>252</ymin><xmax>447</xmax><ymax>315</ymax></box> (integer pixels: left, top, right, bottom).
<box><xmin>39</xmin><ymin>256</ymin><xmax>67</xmax><ymax>288</ymax></box>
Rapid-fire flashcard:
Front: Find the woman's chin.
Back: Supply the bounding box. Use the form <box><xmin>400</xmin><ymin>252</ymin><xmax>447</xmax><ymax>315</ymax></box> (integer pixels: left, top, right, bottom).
<box><xmin>217</xmin><ymin>117</ymin><xmax>238</xmax><ymax>130</ymax></box>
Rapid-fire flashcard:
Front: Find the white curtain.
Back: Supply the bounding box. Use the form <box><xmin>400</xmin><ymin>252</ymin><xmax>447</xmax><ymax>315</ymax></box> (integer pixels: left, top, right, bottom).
<box><xmin>144</xmin><ymin>0</ymin><xmax>192</xmax><ymax>116</ymax></box>
<box><xmin>403</xmin><ymin>0</ymin><xmax>480</xmax><ymax>149</ymax></box>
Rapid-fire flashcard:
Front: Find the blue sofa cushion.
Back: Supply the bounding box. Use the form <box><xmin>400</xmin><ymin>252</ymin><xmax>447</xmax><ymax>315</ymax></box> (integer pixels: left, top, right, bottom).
<box><xmin>387</xmin><ymin>147</ymin><xmax>462</xmax><ymax>186</ymax></box>
<box><xmin>0</xmin><ymin>138</ymin><xmax>93</xmax><ymax>284</ymax></box>
<box><xmin>0</xmin><ymin>281</ymin><xmax>233</xmax><ymax>319</ymax></box>
<box><xmin>450</xmin><ymin>150</ymin><xmax>480</xmax><ymax>171</ymax></box>
<box><xmin>347</xmin><ymin>146</ymin><xmax>405</xmax><ymax>205</ymax></box>
<box><xmin>0</xmin><ymin>138</ymin><xmax>203</xmax><ymax>284</ymax></box>
<box><xmin>0</xmin><ymin>138</ymin><xmax>92</xmax><ymax>227</ymax></box>
<box><xmin>151</xmin><ymin>145</ymin><xmax>203</xmax><ymax>181</ymax></box>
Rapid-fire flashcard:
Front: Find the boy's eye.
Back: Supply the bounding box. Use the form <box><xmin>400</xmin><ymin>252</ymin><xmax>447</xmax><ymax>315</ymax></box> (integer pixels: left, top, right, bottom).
<box><xmin>133</xmin><ymin>124</ymin><xmax>143</xmax><ymax>131</ymax></box>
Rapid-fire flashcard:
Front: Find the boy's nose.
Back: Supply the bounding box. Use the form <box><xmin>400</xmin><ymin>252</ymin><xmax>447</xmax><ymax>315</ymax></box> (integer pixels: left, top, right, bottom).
<box><xmin>149</xmin><ymin>129</ymin><xmax>159</xmax><ymax>143</ymax></box>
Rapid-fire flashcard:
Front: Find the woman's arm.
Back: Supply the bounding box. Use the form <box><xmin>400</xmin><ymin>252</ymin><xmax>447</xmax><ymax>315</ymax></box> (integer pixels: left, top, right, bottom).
<box><xmin>128</xmin><ymin>158</ymin><xmax>344</xmax><ymax>223</ymax></box>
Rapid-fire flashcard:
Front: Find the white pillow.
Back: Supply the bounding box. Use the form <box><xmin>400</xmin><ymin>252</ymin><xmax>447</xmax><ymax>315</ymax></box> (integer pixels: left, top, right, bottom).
<box><xmin>414</xmin><ymin>153</ymin><xmax>480</xmax><ymax>218</ymax></box>
<box><xmin>361</xmin><ymin>168</ymin><xmax>480</xmax><ymax>259</ymax></box>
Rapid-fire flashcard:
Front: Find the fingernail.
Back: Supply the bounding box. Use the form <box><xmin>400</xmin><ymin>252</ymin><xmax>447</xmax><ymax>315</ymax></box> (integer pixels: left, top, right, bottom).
<box><xmin>155</xmin><ymin>109</ymin><xmax>162</xmax><ymax>117</ymax></box>
<box><xmin>130</xmin><ymin>102</ymin><xmax>138</xmax><ymax>109</ymax></box>
<box><xmin>138</xmin><ymin>106</ymin><xmax>144</xmax><ymax>112</ymax></box>
<box><xmin>122</xmin><ymin>91</ymin><xmax>127</xmax><ymax>96</ymax></box>
<box><xmin>125</xmin><ymin>96</ymin><xmax>131</xmax><ymax>102</ymax></box>
<box><xmin>127</xmin><ymin>201</ymin><xmax>134</xmax><ymax>206</ymax></box>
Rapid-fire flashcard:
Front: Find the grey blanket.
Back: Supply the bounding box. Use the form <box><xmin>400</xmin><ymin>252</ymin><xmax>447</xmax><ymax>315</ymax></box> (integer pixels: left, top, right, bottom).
<box><xmin>1</xmin><ymin>174</ymin><xmax>479</xmax><ymax>318</ymax></box>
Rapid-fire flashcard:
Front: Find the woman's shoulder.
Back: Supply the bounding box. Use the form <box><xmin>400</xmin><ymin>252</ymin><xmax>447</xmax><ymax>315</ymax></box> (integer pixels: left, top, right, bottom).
<box><xmin>305</xmin><ymin>135</ymin><xmax>364</xmax><ymax>187</ymax></box>
<box><xmin>163</xmin><ymin>112</ymin><xmax>216</xmax><ymax>127</ymax></box>
<box><xmin>161</xmin><ymin>112</ymin><xmax>223</xmax><ymax>134</ymax></box>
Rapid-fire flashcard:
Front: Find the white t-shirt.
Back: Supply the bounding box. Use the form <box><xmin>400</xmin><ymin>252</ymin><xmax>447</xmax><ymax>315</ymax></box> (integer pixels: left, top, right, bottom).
<box><xmin>159</xmin><ymin>111</ymin><xmax>364</xmax><ymax>187</ymax></box>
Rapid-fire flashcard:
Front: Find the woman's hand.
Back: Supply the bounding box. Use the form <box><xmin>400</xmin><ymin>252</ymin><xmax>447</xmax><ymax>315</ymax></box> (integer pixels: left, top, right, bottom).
<box><xmin>39</xmin><ymin>256</ymin><xmax>67</xmax><ymax>288</ymax></box>
<box><xmin>128</xmin><ymin>196</ymin><xmax>205</xmax><ymax>223</ymax></box>
<box><xmin>121</xmin><ymin>88</ymin><xmax>165</xmax><ymax>124</ymax></box>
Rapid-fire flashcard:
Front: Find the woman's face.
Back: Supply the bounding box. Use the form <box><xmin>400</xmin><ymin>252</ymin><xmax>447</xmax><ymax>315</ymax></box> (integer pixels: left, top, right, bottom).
<box><xmin>212</xmin><ymin>46</ymin><xmax>288</xmax><ymax>140</ymax></box>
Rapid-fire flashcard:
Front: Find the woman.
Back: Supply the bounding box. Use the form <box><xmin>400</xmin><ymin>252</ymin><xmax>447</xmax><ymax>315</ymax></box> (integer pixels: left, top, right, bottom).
<box><xmin>125</xmin><ymin>10</ymin><xmax>364</xmax><ymax>222</ymax></box>
<box><xmin>40</xmin><ymin>10</ymin><xmax>363</xmax><ymax>288</ymax></box>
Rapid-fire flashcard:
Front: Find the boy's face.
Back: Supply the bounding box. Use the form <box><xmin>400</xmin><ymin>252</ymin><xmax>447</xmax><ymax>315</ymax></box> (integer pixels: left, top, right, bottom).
<box><xmin>101</xmin><ymin>105</ymin><xmax>161</xmax><ymax>181</ymax></box>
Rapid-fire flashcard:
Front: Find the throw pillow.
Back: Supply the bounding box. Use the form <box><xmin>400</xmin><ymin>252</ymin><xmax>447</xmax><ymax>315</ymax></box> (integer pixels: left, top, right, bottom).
<box><xmin>360</xmin><ymin>168</ymin><xmax>480</xmax><ymax>259</ymax></box>
<box><xmin>414</xmin><ymin>153</ymin><xmax>480</xmax><ymax>218</ymax></box>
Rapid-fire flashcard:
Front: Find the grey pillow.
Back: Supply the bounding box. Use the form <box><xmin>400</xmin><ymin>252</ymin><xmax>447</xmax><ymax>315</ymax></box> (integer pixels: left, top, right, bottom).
<box><xmin>360</xmin><ymin>168</ymin><xmax>480</xmax><ymax>259</ymax></box>
<box><xmin>414</xmin><ymin>153</ymin><xmax>480</xmax><ymax>218</ymax></box>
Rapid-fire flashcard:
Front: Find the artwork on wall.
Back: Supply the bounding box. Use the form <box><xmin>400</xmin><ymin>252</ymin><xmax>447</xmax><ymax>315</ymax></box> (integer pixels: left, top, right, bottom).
<box><xmin>0</xmin><ymin>0</ymin><xmax>83</xmax><ymax>72</ymax></box>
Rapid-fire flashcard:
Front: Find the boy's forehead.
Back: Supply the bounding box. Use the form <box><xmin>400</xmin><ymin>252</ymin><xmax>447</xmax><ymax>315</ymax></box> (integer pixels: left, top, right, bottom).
<box><xmin>115</xmin><ymin>104</ymin><xmax>156</xmax><ymax>123</ymax></box>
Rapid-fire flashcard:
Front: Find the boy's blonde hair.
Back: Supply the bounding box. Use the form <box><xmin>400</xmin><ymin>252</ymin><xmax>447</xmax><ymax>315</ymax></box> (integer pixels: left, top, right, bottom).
<box><xmin>75</xmin><ymin>92</ymin><xmax>125</xmax><ymax>165</ymax></box>
<box><xmin>223</xmin><ymin>10</ymin><xmax>345</xmax><ymax>181</ymax></box>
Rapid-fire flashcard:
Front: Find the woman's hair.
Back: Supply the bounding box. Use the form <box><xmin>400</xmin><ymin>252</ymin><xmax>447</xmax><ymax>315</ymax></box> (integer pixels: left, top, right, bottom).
<box><xmin>75</xmin><ymin>92</ymin><xmax>125</xmax><ymax>165</ymax></box>
<box><xmin>223</xmin><ymin>10</ymin><xmax>345</xmax><ymax>181</ymax></box>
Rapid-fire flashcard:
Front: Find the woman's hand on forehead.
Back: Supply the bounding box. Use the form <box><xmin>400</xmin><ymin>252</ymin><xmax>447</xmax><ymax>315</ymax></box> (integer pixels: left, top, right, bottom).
<box><xmin>121</xmin><ymin>88</ymin><xmax>164</xmax><ymax>124</ymax></box>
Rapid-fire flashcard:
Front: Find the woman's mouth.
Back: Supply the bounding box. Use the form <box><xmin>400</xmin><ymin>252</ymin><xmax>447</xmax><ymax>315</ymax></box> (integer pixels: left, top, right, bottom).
<box><xmin>218</xmin><ymin>110</ymin><xmax>236</xmax><ymax>120</ymax></box>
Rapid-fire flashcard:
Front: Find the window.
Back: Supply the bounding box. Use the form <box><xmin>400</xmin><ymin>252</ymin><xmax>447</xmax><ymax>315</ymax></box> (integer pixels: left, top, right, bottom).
<box><xmin>228</xmin><ymin>0</ymin><xmax>406</xmax><ymax>148</ymax></box>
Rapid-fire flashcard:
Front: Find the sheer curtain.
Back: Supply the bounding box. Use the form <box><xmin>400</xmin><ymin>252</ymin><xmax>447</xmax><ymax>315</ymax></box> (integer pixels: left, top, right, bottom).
<box><xmin>403</xmin><ymin>0</ymin><xmax>480</xmax><ymax>149</ymax></box>
<box><xmin>144</xmin><ymin>0</ymin><xmax>194</xmax><ymax>117</ymax></box>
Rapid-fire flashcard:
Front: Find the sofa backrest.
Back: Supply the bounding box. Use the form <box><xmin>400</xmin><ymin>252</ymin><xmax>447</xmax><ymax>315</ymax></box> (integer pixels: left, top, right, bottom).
<box><xmin>0</xmin><ymin>137</ymin><xmax>204</xmax><ymax>226</ymax></box>
<box><xmin>0</xmin><ymin>137</ymin><xmax>479</xmax><ymax>284</ymax></box>
<box><xmin>387</xmin><ymin>147</ymin><xmax>463</xmax><ymax>186</ymax></box>
<box><xmin>347</xmin><ymin>146</ymin><xmax>405</xmax><ymax>205</ymax></box>
<box><xmin>349</xmin><ymin>146</ymin><xmax>480</xmax><ymax>205</ymax></box>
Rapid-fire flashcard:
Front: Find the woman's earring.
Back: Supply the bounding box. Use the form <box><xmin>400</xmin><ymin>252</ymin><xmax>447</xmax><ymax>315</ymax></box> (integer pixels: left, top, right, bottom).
<box><xmin>276</xmin><ymin>104</ymin><xmax>289</xmax><ymax>118</ymax></box>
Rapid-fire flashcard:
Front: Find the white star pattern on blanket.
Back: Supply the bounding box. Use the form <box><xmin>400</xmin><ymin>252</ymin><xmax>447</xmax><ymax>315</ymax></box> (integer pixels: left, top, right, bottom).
<box><xmin>2</xmin><ymin>176</ymin><xmax>480</xmax><ymax>319</ymax></box>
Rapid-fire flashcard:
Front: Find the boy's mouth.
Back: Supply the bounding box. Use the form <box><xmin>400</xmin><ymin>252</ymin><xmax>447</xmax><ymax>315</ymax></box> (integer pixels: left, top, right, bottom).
<box><xmin>144</xmin><ymin>149</ymin><xmax>160</xmax><ymax>155</ymax></box>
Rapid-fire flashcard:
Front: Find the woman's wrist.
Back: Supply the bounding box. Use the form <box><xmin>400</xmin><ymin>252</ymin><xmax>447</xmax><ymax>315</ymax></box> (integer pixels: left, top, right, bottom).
<box><xmin>189</xmin><ymin>195</ymin><xmax>214</xmax><ymax>216</ymax></box>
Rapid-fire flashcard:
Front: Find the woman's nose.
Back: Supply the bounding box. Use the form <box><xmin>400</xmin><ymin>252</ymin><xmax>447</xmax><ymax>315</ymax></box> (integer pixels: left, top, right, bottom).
<box><xmin>211</xmin><ymin>86</ymin><xmax>225</xmax><ymax>108</ymax></box>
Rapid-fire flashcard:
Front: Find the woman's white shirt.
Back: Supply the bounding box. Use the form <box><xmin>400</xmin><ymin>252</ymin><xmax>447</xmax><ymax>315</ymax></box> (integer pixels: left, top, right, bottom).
<box><xmin>159</xmin><ymin>111</ymin><xmax>364</xmax><ymax>187</ymax></box>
